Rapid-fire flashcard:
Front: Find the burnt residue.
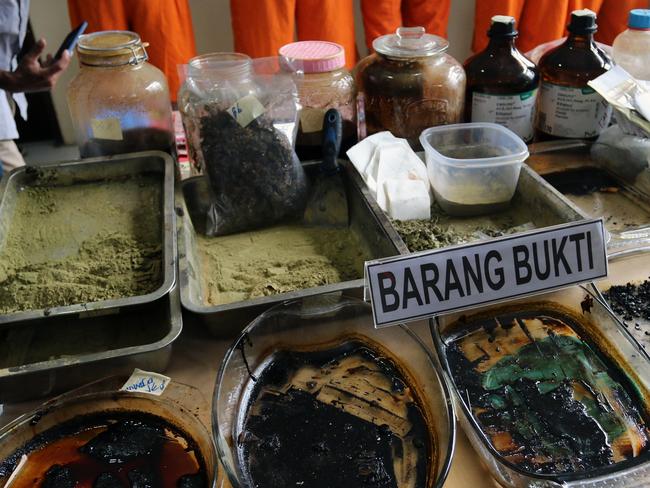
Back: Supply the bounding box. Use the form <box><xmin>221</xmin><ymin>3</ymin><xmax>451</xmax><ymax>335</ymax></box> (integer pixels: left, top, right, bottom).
<box><xmin>604</xmin><ymin>279</ymin><xmax>650</xmax><ymax>323</ymax></box>
<box><xmin>0</xmin><ymin>411</ymin><xmax>207</xmax><ymax>488</ymax></box>
<box><xmin>445</xmin><ymin>308</ymin><xmax>650</xmax><ymax>476</ymax></box>
<box><xmin>543</xmin><ymin>167</ymin><xmax>620</xmax><ymax>196</ymax></box>
<box><xmin>237</xmin><ymin>341</ymin><xmax>433</xmax><ymax>488</ymax></box>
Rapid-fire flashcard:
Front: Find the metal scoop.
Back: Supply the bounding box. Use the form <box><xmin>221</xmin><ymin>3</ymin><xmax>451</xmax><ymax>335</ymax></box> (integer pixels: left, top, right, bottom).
<box><xmin>303</xmin><ymin>109</ymin><xmax>349</xmax><ymax>227</ymax></box>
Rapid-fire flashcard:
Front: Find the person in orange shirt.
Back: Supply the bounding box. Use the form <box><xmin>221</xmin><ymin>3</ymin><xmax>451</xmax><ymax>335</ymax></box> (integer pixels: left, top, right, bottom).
<box><xmin>230</xmin><ymin>0</ymin><xmax>358</xmax><ymax>70</ymax></box>
<box><xmin>473</xmin><ymin>0</ymin><xmax>649</xmax><ymax>54</ymax></box>
<box><xmin>67</xmin><ymin>0</ymin><xmax>196</xmax><ymax>102</ymax></box>
<box><xmin>360</xmin><ymin>0</ymin><xmax>451</xmax><ymax>50</ymax></box>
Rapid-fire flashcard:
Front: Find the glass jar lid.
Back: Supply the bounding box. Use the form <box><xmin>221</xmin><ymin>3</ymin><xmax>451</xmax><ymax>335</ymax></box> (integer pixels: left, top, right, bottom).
<box><xmin>373</xmin><ymin>26</ymin><xmax>448</xmax><ymax>59</ymax></box>
<box><xmin>77</xmin><ymin>31</ymin><xmax>148</xmax><ymax>67</ymax></box>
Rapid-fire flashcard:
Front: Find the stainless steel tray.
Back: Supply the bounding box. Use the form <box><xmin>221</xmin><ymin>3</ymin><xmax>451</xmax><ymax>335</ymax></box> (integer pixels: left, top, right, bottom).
<box><xmin>177</xmin><ymin>161</ymin><xmax>400</xmax><ymax>337</ymax></box>
<box><xmin>590</xmin><ymin>246</ymin><xmax>650</xmax><ymax>356</ymax></box>
<box><xmin>0</xmin><ymin>283</ymin><xmax>182</xmax><ymax>403</ymax></box>
<box><xmin>372</xmin><ymin>163</ymin><xmax>589</xmax><ymax>255</ymax></box>
<box><xmin>0</xmin><ymin>151</ymin><xmax>176</xmax><ymax>325</ymax></box>
<box><xmin>528</xmin><ymin>140</ymin><xmax>650</xmax><ymax>251</ymax></box>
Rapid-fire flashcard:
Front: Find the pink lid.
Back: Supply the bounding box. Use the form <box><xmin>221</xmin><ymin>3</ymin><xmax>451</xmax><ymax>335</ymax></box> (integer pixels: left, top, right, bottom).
<box><xmin>279</xmin><ymin>41</ymin><xmax>346</xmax><ymax>73</ymax></box>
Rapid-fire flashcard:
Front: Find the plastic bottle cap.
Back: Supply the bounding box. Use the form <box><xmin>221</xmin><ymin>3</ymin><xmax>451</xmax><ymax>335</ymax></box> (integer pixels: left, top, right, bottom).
<box><xmin>372</xmin><ymin>26</ymin><xmax>448</xmax><ymax>58</ymax></box>
<box><xmin>279</xmin><ymin>41</ymin><xmax>346</xmax><ymax>73</ymax></box>
<box><xmin>488</xmin><ymin>15</ymin><xmax>517</xmax><ymax>37</ymax></box>
<box><xmin>568</xmin><ymin>9</ymin><xmax>598</xmax><ymax>34</ymax></box>
<box><xmin>629</xmin><ymin>9</ymin><xmax>650</xmax><ymax>29</ymax></box>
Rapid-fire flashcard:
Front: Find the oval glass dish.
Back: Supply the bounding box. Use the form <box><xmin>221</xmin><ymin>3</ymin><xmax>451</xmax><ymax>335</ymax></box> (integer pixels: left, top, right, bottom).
<box><xmin>0</xmin><ymin>377</ymin><xmax>217</xmax><ymax>488</ymax></box>
<box><xmin>431</xmin><ymin>285</ymin><xmax>650</xmax><ymax>487</ymax></box>
<box><xmin>213</xmin><ymin>294</ymin><xmax>455</xmax><ymax>488</ymax></box>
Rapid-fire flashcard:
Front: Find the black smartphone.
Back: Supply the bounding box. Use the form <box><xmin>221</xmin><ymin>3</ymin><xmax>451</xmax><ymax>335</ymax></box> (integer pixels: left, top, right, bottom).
<box><xmin>55</xmin><ymin>21</ymin><xmax>88</xmax><ymax>60</ymax></box>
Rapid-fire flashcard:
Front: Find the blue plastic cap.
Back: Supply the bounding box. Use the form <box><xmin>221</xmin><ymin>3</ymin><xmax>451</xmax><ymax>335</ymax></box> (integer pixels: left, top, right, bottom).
<box><xmin>629</xmin><ymin>9</ymin><xmax>650</xmax><ymax>29</ymax></box>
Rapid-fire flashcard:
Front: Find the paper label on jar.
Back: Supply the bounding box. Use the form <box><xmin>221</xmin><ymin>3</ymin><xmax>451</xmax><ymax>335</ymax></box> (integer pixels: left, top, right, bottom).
<box><xmin>300</xmin><ymin>107</ymin><xmax>326</xmax><ymax>133</ymax></box>
<box><xmin>228</xmin><ymin>94</ymin><xmax>265</xmax><ymax>127</ymax></box>
<box><xmin>91</xmin><ymin>117</ymin><xmax>123</xmax><ymax>141</ymax></box>
<box><xmin>471</xmin><ymin>89</ymin><xmax>537</xmax><ymax>142</ymax></box>
<box><xmin>120</xmin><ymin>369</ymin><xmax>170</xmax><ymax>396</ymax></box>
<box><xmin>536</xmin><ymin>82</ymin><xmax>612</xmax><ymax>138</ymax></box>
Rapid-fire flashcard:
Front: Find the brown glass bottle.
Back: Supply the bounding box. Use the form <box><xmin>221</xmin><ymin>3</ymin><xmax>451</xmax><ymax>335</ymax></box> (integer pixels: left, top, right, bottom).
<box><xmin>535</xmin><ymin>9</ymin><xmax>612</xmax><ymax>140</ymax></box>
<box><xmin>465</xmin><ymin>16</ymin><xmax>539</xmax><ymax>142</ymax></box>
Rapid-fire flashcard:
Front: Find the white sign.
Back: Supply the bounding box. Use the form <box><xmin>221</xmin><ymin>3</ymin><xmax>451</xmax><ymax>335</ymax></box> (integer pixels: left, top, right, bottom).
<box><xmin>121</xmin><ymin>369</ymin><xmax>171</xmax><ymax>396</ymax></box>
<box><xmin>366</xmin><ymin>219</ymin><xmax>607</xmax><ymax>327</ymax></box>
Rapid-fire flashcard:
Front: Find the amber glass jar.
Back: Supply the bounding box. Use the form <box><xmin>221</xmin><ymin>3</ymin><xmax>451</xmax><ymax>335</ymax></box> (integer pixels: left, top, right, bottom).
<box><xmin>355</xmin><ymin>27</ymin><xmax>465</xmax><ymax>147</ymax></box>
<box><xmin>280</xmin><ymin>41</ymin><xmax>356</xmax><ymax>160</ymax></box>
<box><xmin>535</xmin><ymin>10</ymin><xmax>612</xmax><ymax>140</ymax></box>
<box><xmin>67</xmin><ymin>31</ymin><xmax>173</xmax><ymax>158</ymax></box>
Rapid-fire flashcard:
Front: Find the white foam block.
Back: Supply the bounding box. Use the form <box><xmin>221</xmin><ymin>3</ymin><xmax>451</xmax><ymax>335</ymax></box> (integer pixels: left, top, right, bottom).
<box><xmin>375</xmin><ymin>142</ymin><xmax>430</xmax><ymax>210</ymax></box>
<box><xmin>385</xmin><ymin>179</ymin><xmax>431</xmax><ymax>221</ymax></box>
<box><xmin>346</xmin><ymin>131</ymin><xmax>396</xmax><ymax>176</ymax></box>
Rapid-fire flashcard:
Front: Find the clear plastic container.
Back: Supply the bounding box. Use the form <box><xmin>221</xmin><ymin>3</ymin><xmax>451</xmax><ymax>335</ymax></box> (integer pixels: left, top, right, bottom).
<box><xmin>213</xmin><ymin>294</ymin><xmax>456</xmax><ymax>488</ymax></box>
<box><xmin>612</xmin><ymin>9</ymin><xmax>650</xmax><ymax>81</ymax></box>
<box><xmin>279</xmin><ymin>40</ymin><xmax>357</xmax><ymax>160</ymax></box>
<box><xmin>432</xmin><ymin>285</ymin><xmax>650</xmax><ymax>488</ymax></box>
<box><xmin>420</xmin><ymin>122</ymin><xmax>529</xmax><ymax>216</ymax></box>
<box><xmin>67</xmin><ymin>31</ymin><xmax>173</xmax><ymax>158</ymax></box>
<box><xmin>355</xmin><ymin>26</ymin><xmax>465</xmax><ymax>148</ymax></box>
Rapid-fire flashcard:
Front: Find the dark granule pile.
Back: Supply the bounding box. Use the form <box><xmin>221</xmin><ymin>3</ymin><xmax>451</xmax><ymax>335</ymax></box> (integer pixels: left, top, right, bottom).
<box><xmin>604</xmin><ymin>279</ymin><xmax>650</xmax><ymax>322</ymax></box>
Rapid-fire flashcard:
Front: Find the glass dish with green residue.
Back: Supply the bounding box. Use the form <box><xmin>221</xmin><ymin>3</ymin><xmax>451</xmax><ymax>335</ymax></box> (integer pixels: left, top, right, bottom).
<box><xmin>432</xmin><ymin>285</ymin><xmax>650</xmax><ymax>487</ymax></box>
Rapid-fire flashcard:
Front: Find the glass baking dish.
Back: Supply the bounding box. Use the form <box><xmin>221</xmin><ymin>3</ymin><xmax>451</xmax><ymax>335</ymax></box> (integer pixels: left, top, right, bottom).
<box><xmin>214</xmin><ymin>293</ymin><xmax>456</xmax><ymax>488</ymax></box>
<box><xmin>431</xmin><ymin>285</ymin><xmax>650</xmax><ymax>487</ymax></box>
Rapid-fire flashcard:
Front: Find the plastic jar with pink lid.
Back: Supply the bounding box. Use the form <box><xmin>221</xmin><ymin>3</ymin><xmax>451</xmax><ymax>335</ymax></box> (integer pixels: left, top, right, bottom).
<box><xmin>280</xmin><ymin>40</ymin><xmax>357</xmax><ymax>160</ymax></box>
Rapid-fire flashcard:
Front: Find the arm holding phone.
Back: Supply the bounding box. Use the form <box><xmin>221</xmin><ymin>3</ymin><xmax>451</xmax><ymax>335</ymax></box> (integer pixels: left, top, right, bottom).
<box><xmin>0</xmin><ymin>37</ymin><xmax>71</xmax><ymax>93</ymax></box>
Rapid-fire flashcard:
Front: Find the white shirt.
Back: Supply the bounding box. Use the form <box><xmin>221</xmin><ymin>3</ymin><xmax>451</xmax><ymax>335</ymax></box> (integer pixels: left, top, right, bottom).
<box><xmin>0</xmin><ymin>0</ymin><xmax>29</xmax><ymax>140</ymax></box>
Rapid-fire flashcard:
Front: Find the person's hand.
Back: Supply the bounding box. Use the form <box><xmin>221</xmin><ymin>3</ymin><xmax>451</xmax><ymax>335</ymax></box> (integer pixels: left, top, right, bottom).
<box><xmin>1</xmin><ymin>38</ymin><xmax>71</xmax><ymax>93</ymax></box>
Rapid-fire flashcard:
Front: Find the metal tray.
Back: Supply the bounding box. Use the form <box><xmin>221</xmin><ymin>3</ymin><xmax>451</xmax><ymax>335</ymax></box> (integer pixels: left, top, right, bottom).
<box><xmin>0</xmin><ymin>151</ymin><xmax>176</xmax><ymax>325</ymax></box>
<box><xmin>0</xmin><ymin>283</ymin><xmax>182</xmax><ymax>403</ymax></box>
<box><xmin>371</xmin><ymin>163</ymin><xmax>588</xmax><ymax>255</ymax></box>
<box><xmin>591</xmin><ymin>246</ymin><xmax>650</xmax><ymax>356</ymax></box>
<box><xmin>177</xmin><ymin>161</ymin><xmax>400</xmax><ymax>337</ymax></box>
<box><xmin>527</xmin><ymin>140</ymin><xmax>650</xmax><ymax>251</ymax></box>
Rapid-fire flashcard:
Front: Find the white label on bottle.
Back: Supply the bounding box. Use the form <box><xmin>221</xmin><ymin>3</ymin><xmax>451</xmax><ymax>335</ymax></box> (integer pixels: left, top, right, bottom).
<box><xmin>537</xmin><ymin>82</ymin><xmax>612</xmax><ymax>138</ymax></box>
<box><xmin>91</xmin><ymin>117</ymin><xmax>123</xmax><ymax>141</ymax></box>
<box><xmin>228</xmin><ymin>94</ymin><xmax>265</xmax><ymax>127</ymax></box>
<box><xmin>471</xmin><ymin>89</ymin><xmax>537</xmax><ymax>142</ymax></box>
<box><xmin>300</xmin><ymin>107</ymin><xmax>326</xmax><ymax>133</ymax></box>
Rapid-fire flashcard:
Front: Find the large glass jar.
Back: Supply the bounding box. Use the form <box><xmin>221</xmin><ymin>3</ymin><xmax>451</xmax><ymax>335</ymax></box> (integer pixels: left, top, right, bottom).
<box><xmin>67</xmin><ymin>31</ymin><xmax>173</xmax><ymax>158</ymax></box>
<box><xmin>279</xmin><ymin>41</ymin><xmax>356</xmax><ymax>160</ymax></box>
<box><xmin>177</xmin><ymin>53</ymin><xmax>258</xmax><ymax>173</ymax></box>
<box><xmin>356</xmin><ymin>27</ymin><xmax>466</xmax><ymax>147</ymax></box>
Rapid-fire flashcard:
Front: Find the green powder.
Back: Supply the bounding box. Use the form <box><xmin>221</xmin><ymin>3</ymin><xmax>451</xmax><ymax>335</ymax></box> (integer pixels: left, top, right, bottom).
<box><xmin>0</xmin><ymin>176</ymin><xmax>163</xmax><ymax>314</ymax></box>
<box><xmin>197</xmin><ymin>225</ymin><xmax>370</xmax><ymax>306</ymax></box>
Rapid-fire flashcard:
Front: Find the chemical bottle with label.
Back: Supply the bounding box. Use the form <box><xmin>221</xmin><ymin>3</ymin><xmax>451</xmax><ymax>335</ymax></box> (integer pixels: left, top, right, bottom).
<box><xmin>535</xmin><ymin>9</ymin><xmax>612</xmax><ymax>140</ymax></box>
<box><xmin>464</xmin><ymin>16</ymin><xmax>539</xmax><ymax>142</ymax></box>
<box><xmin>612</xmin><ymin>9</ymin><xmax>650</xmax><ymax>81</ymax></box>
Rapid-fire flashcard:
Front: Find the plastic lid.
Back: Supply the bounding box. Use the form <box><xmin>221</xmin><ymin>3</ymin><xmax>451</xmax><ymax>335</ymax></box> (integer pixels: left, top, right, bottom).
<box><xmin>568</xmin><ymin>9</ymin><xmax>598</xmax><ymax>34</ymax></box>
<box><xmin>372</xmin><ymin>27</ymin><xmax>448</xmax><ymax>58</ymax></box>
<box><xmin>488</xmin><ymin>15</ymin><xmax>517</xmax><ymax>38</ymax></box>
<box><xmin>279</xmin><ymin>41</ymin><xmax>345</xmax><ymax>73</ymax></box>
<box><xmin>629</xmin><ymin>9</ymin><xmax>650</xmax><ymax>29</ymax></box>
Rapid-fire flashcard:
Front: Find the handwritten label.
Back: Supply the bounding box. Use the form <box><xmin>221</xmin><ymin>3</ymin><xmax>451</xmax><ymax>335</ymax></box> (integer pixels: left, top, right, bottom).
<box><xmin>366</xmin><ymin>219</ymin><xmax>607</xmax><ymax>327</ymax></box>
<box><xmin>228</xmin><ymin>94</ymin><xmax>265</xmax><ymax>128</ymax></box>
<box><xmin>91</xmin><ymin>117</ymin><xmax>123</xmax><ymax>141</ymax></box>
<box><xmin>121</xmin><ymin>369</ymin><xmax>171</xmax><ymax>396</ymax></box>
<box><xmin>300</xmin><ymin>107</ymin><xmax>326</xmax><ymax>133</ymax></box>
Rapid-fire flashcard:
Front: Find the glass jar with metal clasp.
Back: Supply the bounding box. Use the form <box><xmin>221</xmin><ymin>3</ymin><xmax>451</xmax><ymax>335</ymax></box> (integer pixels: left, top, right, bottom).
<box><xmin>67</xmin><ymin>30</ymin><xmax>173</xmax><ymax>158</ymax></box>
